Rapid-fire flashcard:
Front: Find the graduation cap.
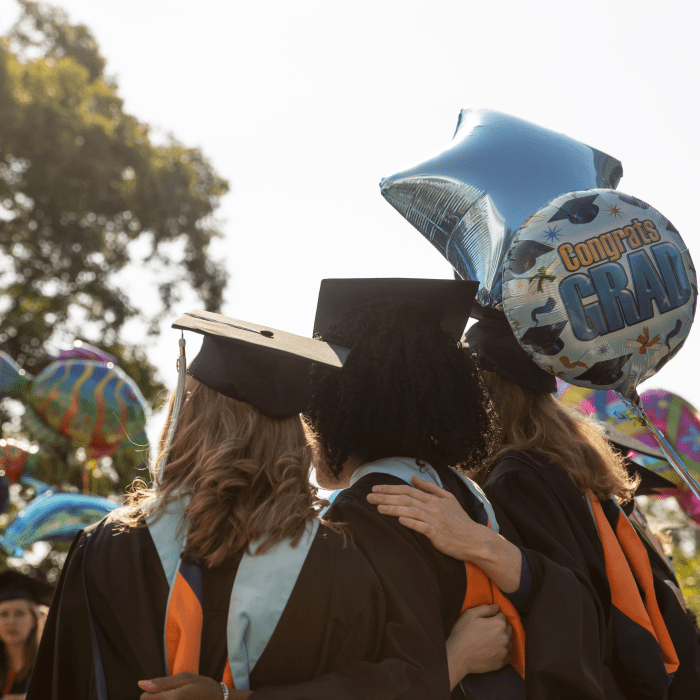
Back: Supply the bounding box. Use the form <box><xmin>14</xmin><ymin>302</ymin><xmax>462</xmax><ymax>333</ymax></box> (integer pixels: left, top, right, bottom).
<box><xmin>462</xmin><ymin>309</ymin><xmax>557</xmax><ymax>394</ymax></box>
<box><xmin>172</xmin><ymin>310</ymin><xmax>349</xmax><ymax>419</ymax></box>
<box><xmin>0</xmin><ymin>570</ymin><xmax>54</xmax><ymax>607</ymax></box>
<box><xmin>154</xmin><ymin>310</ymin><xmax>350</xmax><ymax>483</ymax></box>
<box><xmin>313</xmin><ymin>278</ymin><xmax>480</xmax><ymax>341</ymax></box>
<box><xmin>598</xmin><ymin>423</ymin><xmax>675</xmax><ymax>496</ymax></box>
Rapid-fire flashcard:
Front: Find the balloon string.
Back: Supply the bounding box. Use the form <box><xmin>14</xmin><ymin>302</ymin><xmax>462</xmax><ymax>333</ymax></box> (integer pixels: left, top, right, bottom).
<box><xmin>621</xmin><ymin>396</ymin><xmax>700</xmax><ymax>501</ymax></box>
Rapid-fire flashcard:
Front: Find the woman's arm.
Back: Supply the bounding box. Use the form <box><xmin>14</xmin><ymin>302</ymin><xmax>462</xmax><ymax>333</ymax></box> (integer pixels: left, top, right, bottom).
<box><xmin>446</xmin><ymin>603</ymin><xmax>511</xmax><ymax>689</ymax></box>
<box><xmin>366</xmin><ymin>476</ymin><xmax>522</xmax><ymax>593</ymax></box>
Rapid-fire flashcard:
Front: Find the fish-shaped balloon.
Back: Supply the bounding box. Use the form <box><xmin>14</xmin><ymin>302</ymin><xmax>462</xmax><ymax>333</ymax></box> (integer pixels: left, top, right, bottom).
<box><xmin>0</xmin><ymin>491</ymin><xmax>118</xmax><ymax>557</ymax></box>
<box><xmin>0</xmin><ymin>351</ymin><xmax>148</xmax><ymax>456</ymax></box>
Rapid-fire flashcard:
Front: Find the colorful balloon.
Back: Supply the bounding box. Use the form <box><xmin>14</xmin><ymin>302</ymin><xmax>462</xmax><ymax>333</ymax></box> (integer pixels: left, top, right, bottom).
<box><xmin>0</xmin><ymin>440</ymin><xmax>40</xmax><ymax>484</ymax></box>
<box><xmin>557</xmin><ymin>382</ymin><xmax>700</xmax><ymax>524</ymax></box>
<box><xmin>556</xmin><ymin>381</ymin><xmax>634</xmax><ymax>427</ymax></box>
<box><xmin>0</xmin><ymin>351</ymin><xmax>148</xmax><ymax>455</ymax></box>
<box><xmin>52</xmin><ymin>341</ymin><xmax>118</xmax><ymax>365</ymax></box>
<box><xmin>0</xmin><ymin>491</ymin><xmax>118</xmax><ymax>557</ymax></box>
<box><xmin>502</xmin><ymin>190</ymin><xmax>696</xmax><ymax>400</ymax></box>
<box><xmin>634</xmin><ymin>389</ymin><xmax>700</xmax><ymax>524</ymax></box>
<box><xmin>380</xmin><ymin>108</ymin><xmax>621</xmax><ymax>309</ymax></box>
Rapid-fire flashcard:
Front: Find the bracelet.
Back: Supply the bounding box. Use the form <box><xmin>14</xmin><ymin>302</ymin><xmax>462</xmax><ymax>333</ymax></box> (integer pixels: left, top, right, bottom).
<box><xmin>220</xmin><ymin>682</ymin><xmax>231</xmax><ymax>700</ymax></box>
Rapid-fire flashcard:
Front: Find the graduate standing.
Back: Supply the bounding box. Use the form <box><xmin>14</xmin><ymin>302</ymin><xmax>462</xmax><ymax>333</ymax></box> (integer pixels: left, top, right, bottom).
<box><xmin>141</xmin><ymin>279</ymin><xmax>528</xmax><ymax>700</ymax></box>
<box><xmin>27</xmin><ymin>312</ymin><xmax>389</xmax><ymax>699</ymax></box>
<box><xmin>369</xmin><ymin>310</ymin><xmax>700</xmax><ymax>699</ymax></box>
<box><xmin>0</xmin><ymin>571</ymin><xmax>53</xmax><ymax>699</ymax></box>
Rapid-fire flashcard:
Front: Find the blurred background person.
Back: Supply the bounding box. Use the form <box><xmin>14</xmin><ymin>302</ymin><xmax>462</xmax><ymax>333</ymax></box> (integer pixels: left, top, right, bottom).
<box><xmin>0</xmin><ymin>571</ymin><xmax>53</xmax><ymax>700</ymax></box>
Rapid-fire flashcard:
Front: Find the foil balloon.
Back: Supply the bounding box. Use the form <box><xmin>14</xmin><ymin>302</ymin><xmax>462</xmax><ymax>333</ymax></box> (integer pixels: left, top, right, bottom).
<box><xmin>52</xmin><ymin>341</ymin><xmax>118</xmax><ymax>365</ymax></box>
<box><xmin>634</xmin><ymin>389</ymin><xmax>700</xmax><ymax>524</ymax></box>
<box><xmin>556</xmin><ymin>382</ymin><xmax>668</xmax><ymax>474</ymax></box>
<box><xmin>557</xmin><ymin>383</ymin><xmax>700</xmax><ymax>524</ymax></box>
<box><xmin>0</xmin><ymin>491</ymin><xmax>118</xmax><ymax>558</ymax></box>
<box><xmin>0</xmin><ymin>351</ymin><xmax>148</xmax><ymax>456</ymax></box>
<box><xmin>503</xmin><ymin>190</ymin><xmax>696</xmax><ymax>400</ymax></box>
<box><xmin>20</xmin><ymin>405</ymin><xmax>72</xmax><ymax>452</ymax></box>
<box><xmin>380</xmin><ymin>108</ymin><xmax>622</xmax><ymax>309</ymax></box>
<box><xmin>556</xmin><ymin>382</ymin><xmax>640</xmax><ymax>434</ymax></box>
<box><xmin>504</xmin><ymin>190</ymin><xmax>698</xmax><ymax>498</ymax></box>
<box><xmin>0</xmin><ymin>439</ymin><xmax>43</xmax><ymax>484</ymax></box>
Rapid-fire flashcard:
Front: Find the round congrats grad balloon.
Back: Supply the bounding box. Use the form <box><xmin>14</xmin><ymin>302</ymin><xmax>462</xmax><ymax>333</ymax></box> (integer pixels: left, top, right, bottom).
<box><xmin>504</xmin><ymin>189</ymin><xmax>699</xmax><ymax>497</ymax></box>
<box><xmin>380</xmin><ymin>108</ymin><xmax>622</xmax><ymax>309</ymax></box>
<box><xmin>503</xmin><ymin>189</ymin><xmax>696</xmax><ymax>399</ymax></box>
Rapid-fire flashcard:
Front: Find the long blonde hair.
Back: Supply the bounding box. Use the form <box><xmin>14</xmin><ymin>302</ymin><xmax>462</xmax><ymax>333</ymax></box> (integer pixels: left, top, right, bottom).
<box><xmin>111</xmin><ymin>376</ymin><xmax>324</xmax><ymax>567</ymax></box>
<box><xmin>470</xmin><ymin>370</ymin><xmax>637</xmax><ymax>501</ymax></box>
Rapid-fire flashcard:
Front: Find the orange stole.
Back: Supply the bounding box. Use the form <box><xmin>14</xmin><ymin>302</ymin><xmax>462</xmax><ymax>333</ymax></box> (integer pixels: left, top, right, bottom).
<box><xmin>588</xmin><ymin>491</ymin><xmax>679</xmax><ymax>674</ymax></box>
<box><xmin>166</xmin><ymin>562</ymin><xmax>234</xmax><ymax>688</ymax></box>
<box><xmin>3</xmin><ymin>670</ymin><xmax>18</xmax><ymax>695</ymax></box>
<box><xmin>461</xmin><ymin>562</ymin><xmax>526</xmax><ymax>678</ymax></box>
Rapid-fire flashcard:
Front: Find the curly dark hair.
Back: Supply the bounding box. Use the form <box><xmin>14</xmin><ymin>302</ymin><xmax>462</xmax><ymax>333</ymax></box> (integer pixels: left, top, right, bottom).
<box><xmin>308</xmin><ymin>300</ymin><xmax>497</xmax><ymax>480</ymax></box>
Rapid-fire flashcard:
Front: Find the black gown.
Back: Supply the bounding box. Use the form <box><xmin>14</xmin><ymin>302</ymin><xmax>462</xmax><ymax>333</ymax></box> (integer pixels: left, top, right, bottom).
<box><xmin>27</xmin><ymin>471</ymin><xmax>474</xmax><ymax>700</ymax></box>
<box><xmin>483</xmin><ymin>452</ymin><xmax>700</xmax><ymax>700</ymax></box>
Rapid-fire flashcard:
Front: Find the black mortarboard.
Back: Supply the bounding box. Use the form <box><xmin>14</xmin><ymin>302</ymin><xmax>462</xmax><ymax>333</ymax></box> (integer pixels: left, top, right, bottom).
<box><xmin>462</xmin><ymin>309</ymin><xmax>557</xmax><ymax>394</ymax></box>
<box><xmin>171</xmin><ymin>310</ymin><xmax>349</xmax><ymax>419</ymax></box>
<box><xmin>598</xmin><ymin>423</ymin><xmax>675</xmax><ymax>495</ymax></box>
<box><xmin>313</xmin><ymin>278</ymin><xmax>480</xmax><ymax>341</ymax></box>
<box><xmin>0</xmin><ymin>570</ymin><xmax>54</xmax><ymax>606</ymax></box>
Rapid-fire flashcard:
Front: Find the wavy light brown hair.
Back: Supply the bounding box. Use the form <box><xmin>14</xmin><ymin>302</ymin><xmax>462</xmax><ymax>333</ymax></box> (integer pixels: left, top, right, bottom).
<box><xmin>470</xmin><ymin>370</ymin><xmax>637</xmax><ymax>501</ymax></box>
<box><xmin>110</xmin><ymin>376</ymin><xmax>324</xmax><ymax>567</ymax></box>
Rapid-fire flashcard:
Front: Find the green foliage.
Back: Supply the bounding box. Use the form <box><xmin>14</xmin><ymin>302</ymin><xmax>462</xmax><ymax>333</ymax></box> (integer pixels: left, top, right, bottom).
<box><xmin>0</xmin><ymin>1</ymin><xmax>228</xmax><ymax>381</ymax></box>
<box><xmin>0</xmin><ymin>1</ymin><xmax>229</xmax><ymax>578</ymax></box>
<box><xmin>673</xmin><ymin>544</ymin><xmax>700</xmax><ymax>619</ymax></box>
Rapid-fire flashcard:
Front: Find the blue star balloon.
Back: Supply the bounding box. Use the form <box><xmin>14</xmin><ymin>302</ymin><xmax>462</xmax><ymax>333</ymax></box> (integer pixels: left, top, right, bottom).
<box><xmin>380</xmin><ymin>109</ymin><xmax>622</xmax><ymax>310</ymax></box>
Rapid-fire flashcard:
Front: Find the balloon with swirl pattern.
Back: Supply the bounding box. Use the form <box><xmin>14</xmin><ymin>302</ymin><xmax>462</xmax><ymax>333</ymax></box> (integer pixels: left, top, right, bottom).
<box><xmin>0</xmin><ymin>350</ymin><xmax>148</xmax><ymax>457</ymax></box>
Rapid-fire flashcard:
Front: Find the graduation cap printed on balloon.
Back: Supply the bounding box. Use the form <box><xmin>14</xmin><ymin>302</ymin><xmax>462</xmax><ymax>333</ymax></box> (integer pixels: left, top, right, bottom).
<box><xmin>380</xmin><ymin>108</ymin><xmax>622</xmax><ymax>311</ymax></box>
<box><xmin>155</xmin><ymin>310</ymin><xmax>350</xmax><ymax>480</ymax></box>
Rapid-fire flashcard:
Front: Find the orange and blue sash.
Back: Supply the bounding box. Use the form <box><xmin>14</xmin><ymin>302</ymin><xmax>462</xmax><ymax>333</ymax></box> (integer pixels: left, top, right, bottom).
<box><xmin>147</xmin><ymin>496</ymin><xmax>318</xmax><ymax>691</ymax></box>
<box><xmin>165</xmin><ymin>556</ymin><xmax>234</xmax><ymax>686</ymax></box>
<box><xmin>587</xmin><ymin>491</ymin><xmax>678</xmax><ymax>696</ymax></box>
<box><xmin>349</xmin><ymin>458</ymin><xmax>526</xmax><ymax>697</ymax></box>
<box><xmin>455</xmin><ymin>471</ymin><xmax>526</xmax><ymax>700</ymax></box>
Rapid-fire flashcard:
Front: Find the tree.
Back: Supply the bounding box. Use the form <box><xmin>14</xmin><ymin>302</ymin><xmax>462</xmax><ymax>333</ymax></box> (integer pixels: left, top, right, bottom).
<box><xmin>0</xmin><ymin>1</ymin><xmax>229</xmax><ymax>581</ymax></box>
<box><xmin>0</xmin><ymin>0</ymin><xmax>229</xmax><ymax>380</ymax></box>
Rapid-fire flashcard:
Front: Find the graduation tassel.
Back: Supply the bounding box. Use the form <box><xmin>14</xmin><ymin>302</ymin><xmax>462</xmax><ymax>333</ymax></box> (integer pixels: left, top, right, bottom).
<box><xmin>154</xmin><ymin>334</ymin><xmax>187</xmax><ymax>486</ymax></box>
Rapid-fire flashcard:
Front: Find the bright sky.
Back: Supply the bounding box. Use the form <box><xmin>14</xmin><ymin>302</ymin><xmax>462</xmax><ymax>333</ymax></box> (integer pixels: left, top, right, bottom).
<box><xmin>2</xmin><ymin>0</ymin><xmax>699</xmax><ymax>429</ymax></box>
